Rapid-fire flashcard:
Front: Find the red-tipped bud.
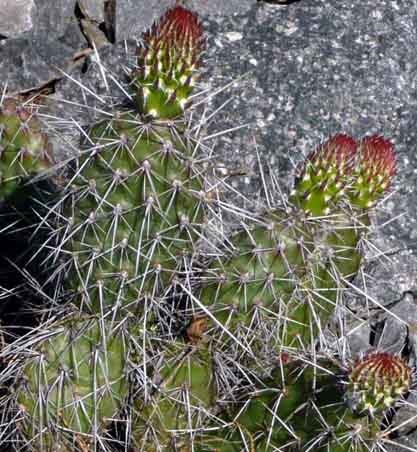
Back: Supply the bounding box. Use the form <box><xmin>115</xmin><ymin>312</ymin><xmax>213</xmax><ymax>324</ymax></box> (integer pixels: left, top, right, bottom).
<box><xmin>305</xmin><ymin>133</ymin><xmax>358</xmax><ymax>175</ymax></box>
<box><xmin>292</xmin><ymin>133</ymin><xmax>358</xmax><ymax>216</ymax></box>
<box><xmin>146</xmin><ymin>6</ymin><xmax>204</xmax><ymax>58</ymax></box>
<box><xmin>292</xmin><ymin>133</ymin><xmax>397</xmax><ymax>215</ymax></box>
<box><xmin>347</xmin><ymin>351</ymin><xmax>412</xmax><ymax>416</ymax></box>
<box><xmin>349</xmin><ymin>135</ymin><xmax>396</xmax><ymax>209</ymax></box>
<box><xmin>360</xmin><ymin>136</ymin><xmax>396</xmax><ymax>183</ymax></box>
<box><xmin>132</xmin><ymin>6</ymin><xmax>205</xmax><ymax>119</ymax></box>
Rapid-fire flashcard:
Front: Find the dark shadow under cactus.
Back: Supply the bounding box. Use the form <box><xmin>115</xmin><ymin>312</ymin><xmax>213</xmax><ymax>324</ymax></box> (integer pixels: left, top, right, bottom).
<box><xmin>0</xmin><ymin>179</ymin><xmax>59</xmax><ymax>339</ymax></box>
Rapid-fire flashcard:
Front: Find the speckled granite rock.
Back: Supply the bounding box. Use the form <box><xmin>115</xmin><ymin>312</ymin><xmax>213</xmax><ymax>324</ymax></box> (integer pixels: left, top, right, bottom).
<box><xmin>0</xmin><ymin>0</ymin><xmax>86</xmax><ymax>92</ymax></box>
<box><xmin>0</xmin><ymin>38</ymin><xmax>80</xmax><ymax>92</ymax></box>
<box><xmin>0</xmin><ymin>0</ymin><xmax>77</xmax><ymax>39</ymax></box>
<box><xmin>0</xmin><ymin>0</ymin><xmax>35</xmax><ymax>38</ymax></box>
<box><xmin>32</xmin><ymin>0</ymin><xmax>77</xmax><ymax>38</ymax></box>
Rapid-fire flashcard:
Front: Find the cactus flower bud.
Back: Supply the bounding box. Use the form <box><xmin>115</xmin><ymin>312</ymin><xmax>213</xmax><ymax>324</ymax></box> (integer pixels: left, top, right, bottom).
<box><xmin>292</xmin><ymin>133</ymin><xmax>358</xmax><ymax>216</ymax></box>
<box><xmin>132</xmin><ymin>6</ymin><xmax>205</xmax><ymax>119</ymax></box>
<box><xmin>349</xmin><ymin>135</ymin><xmax>396</xmax><ymax>209</ymax></box>
<box><xmin>347</xmin><ymin>352</ymin><xmax>412</xmax><ymax>416</ymax></box>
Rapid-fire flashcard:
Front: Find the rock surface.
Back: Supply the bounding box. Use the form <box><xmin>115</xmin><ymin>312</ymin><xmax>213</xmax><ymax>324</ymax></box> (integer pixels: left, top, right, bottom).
<box><xmin>0</xmin><ymin>0</ymin><xmax>85</xmax><ymax>92</ymax></box>
<box><xmin>0</xmin><ymin>0</ymin><xmax>35</xmax><ymax>38</ymax></box>
<box><xmin>78</xmin><ymin>0</ymin><xmax>106</xmax><ymax>23</ymax></box>
<box><xmin>32</xmin><ymin>0</ymin><xmax>77</xmax><ymax>38</ymax></box>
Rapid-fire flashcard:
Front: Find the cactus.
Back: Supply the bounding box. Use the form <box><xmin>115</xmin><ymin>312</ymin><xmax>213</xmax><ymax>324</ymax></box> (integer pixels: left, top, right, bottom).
<box><xmin>197</xmin><ymin>134</ymin><xmax>395</xmax><ymax>351</ymax></box>
<box><xmin>346</xmin><ymin>351</ymin><xmax>412</xmax><ymax>416</ymax></box>
<box><xmin>1</xmin><ymin>6</ymin><xmax>214</xmax><ymax>450</ymax></box>
<box><xmin>0</xmin><ymin>5</ymin><xmax>413</xmax><ymax>452</ymax></box>
<box><xmin>132</xmin><ymin>337</ymin><xmax>215</xmax><ymax>451</ymax></box>
<box><xmin>0</xmin><ymin>97</ymin><xmax>53</xmax><ymax>201</ymax></box>
<box><xmin>11</xmin><ymin>313</ymin><xmax>129</xmax><ymax>450</ymax></box>
<box><xmin>131</xmin><ymin>5</ymin><xmax>205</xmax><ymax>118</ymax></box>
<box><xmin>46</xmin><ymin>5</ymin><xmax>213</xmax><ymax>316</ymax></box>
<box><xmin>197</xmin><ymin>351</ymin><xmax>412</xmax><ymax>451</ymax></box>
<box><xmin>0</xmin><ymin>97</ymin><xmax>56</xmax><ymax>331</ymax></box>
<box><xmin>290</xmin><ymin>133</ymin><xmax>358</xmax><ymax>216</ymax></box>
<box><xmin>126</xmin><ymin>133</ymin><xmax>404</xmax><ymax>450</ymax></box>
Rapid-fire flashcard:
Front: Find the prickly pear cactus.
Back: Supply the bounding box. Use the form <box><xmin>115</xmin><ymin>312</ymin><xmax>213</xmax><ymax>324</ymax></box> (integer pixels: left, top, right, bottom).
<box><xmin>197</xmin><ymin>134</ymin><xmax>394</xmax><ymax>351</ymax></box>
<box><xmin>13</xmin><ymin>314</ymin><xmax>129</xmax><ymax>451</ymax></box>
<box><xmin>0</xmin><ymin>5</ymin><xmax>413</xmax><ymax>452</ymax></box>
<box><xmin>46</xmin><ymin>5</ymin><xmax>215</xmax><ymax>316</ymax></box>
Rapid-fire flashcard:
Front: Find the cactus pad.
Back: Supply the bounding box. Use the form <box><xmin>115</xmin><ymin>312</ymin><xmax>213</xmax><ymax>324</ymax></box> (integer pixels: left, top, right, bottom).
<box><xmin>60</xmin><ymin>113</ymin><xmax>211</xmax><ymax>314</ymax></box>
<box><xmin>0</xmin><ymin>98</ymin><xmax>53</xmax><ymax>200</ymax></box>
<box><xmin>16</xmin><ymin>315</ymin><xmax>128</xmax><ymax>450</ymax></box>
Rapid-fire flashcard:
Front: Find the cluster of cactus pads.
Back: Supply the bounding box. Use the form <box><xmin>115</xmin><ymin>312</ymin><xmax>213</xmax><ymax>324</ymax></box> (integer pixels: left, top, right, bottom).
<box><xmin>0</xmin><ymin>5</ymin><xmax>414</xmax><ymax>452</ymax></box>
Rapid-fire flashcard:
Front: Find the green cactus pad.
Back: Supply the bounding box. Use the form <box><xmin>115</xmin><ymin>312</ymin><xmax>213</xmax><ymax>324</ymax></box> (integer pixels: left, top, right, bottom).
<box><xmin>16</xmin><ymin>315</ymin><xmax>128</xmax><ymax>450</ymax></box>
<box><xmin>132</xmin><ymin>340</ymin><xmax>215</xmax><ymax>451</ymax></box>
<box><xmin>131</xmin><ymin>6</ymin><xmax>205</xmax><ymax>119</ymax></box>
<box><xmin>0</xmin><ymin>98</ymin><xmax>53</xmax><ymax>200</ymax></box>
<box><xmin>199</xmin><ymin>208</ymin><xmax>363</xmax><ymax>349</ymax></box>
<box><xmin>59</xmin><ymin>112</ymin><xmax>211</xmax><ymax>314</ymax></box>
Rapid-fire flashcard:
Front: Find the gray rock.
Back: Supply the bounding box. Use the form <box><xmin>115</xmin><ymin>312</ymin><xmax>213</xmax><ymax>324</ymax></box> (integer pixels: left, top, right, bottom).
<box><xmin>32</xmin><ymin>0</ymin><xmax>77</xmax><ymax>38</ymax></box>
<box><xmin>60</xmin><ymin>21</ymin><xmax>89</xmax><ymax>51</ymax></box>
<box><xmin>78</xmin><ymin>0</ymin><xmax>106</xmax><ymax>23</ymax></box>
<box><xmin>115</xmin><ymin>0</ymin><xmax>172</xmax><ymax>42</ymax></box>
<box><xmin>80</xmin><ymin>18</ymin><xmax>109</xmax><ymax>47</ymax></box>
<box><xmin>0</xmin><ymin>0</ymin><xmax>77</xmax><ymax>39</ymax></box>
<box><xmin>343</xmin><ymin>318</ymin><xmax>372</xmax><ymax>358</ymax></box>
<box><xmin>375</xmin><ymin>317</ymin><xmax>408</xmax><ymax>354</ymax></box>
<box><xmin>0</xmin><ymin>0</ymin><xmax>35</xmax><ymax>37</ymax></box>
<box><xmin>0</xmin><ymin>0</ymin><xmax>89</xmax><ymax>92</ymax></box>
<box><xmin>54</xmin><ymin>38</ymin><xmax>135</xmax><ymax>108</ymax></box>
<box><xmin>0</xmin><ymin>37</ymin><xmax>82</xmax><ymax>92</ymax></box>
<box><xmin>187</xmin><ymin>0</ymin><xmax>254</xmax><ymax>16</ymax></box>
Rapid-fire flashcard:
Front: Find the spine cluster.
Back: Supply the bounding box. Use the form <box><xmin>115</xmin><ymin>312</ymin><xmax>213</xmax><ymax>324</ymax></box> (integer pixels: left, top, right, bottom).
<box><xmin>0</xmin><ymin>5</ymin><xmax>413</xmax><ymax>452</ymax></box>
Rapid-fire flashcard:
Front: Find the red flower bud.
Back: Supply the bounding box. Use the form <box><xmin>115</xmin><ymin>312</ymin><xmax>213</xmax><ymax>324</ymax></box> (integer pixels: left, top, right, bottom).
<box><xmin>350</xmin><ymin>135</ymin><xmax>396</xmax><ymax>208</ymax></box>
<box><xmin>347</xmin><ymin>351</ymin><xmax>412</xmax><ymax>415</ymax></box>
<box><xmin>133</xmin><ymin>6</ymin><xmax>205</xmax><ymax>118</ymax></box>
